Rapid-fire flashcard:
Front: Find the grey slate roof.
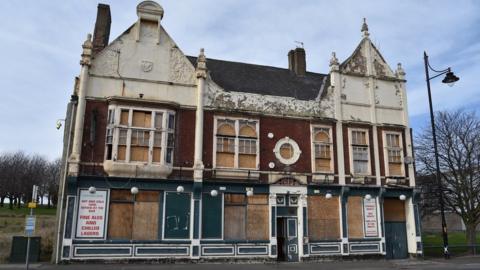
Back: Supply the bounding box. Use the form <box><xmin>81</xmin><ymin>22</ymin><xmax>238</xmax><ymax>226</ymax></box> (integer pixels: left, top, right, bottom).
<box><xmin>186</xmin><ymin>56</ymin><xmax>329</xmax><ymax>101</ymax></box>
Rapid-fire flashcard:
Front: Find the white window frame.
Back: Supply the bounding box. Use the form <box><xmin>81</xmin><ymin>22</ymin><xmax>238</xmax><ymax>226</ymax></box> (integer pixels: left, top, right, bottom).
<box><xmin>383</xmin><ymin>131</ymin><xmax>405</xmax><ymax>177</ymax></box>
<box><xmin>213</xmin><ymin>116</ymin><xmax>259</xmax><ymax>170</ymax></box>
<box><xmin>348</xmin><ymin>128</ymin><xmax>371</xmax><ymax>176</ymax></box>
<box><xmin>105</xmin><ymin>105</ymin><xmax>175</xmax><ymax>166</ymax></box>
<box><xmin>310</xmin><ymin>125</ymin><xmax>334</xmax><ymax>173</ymax></box>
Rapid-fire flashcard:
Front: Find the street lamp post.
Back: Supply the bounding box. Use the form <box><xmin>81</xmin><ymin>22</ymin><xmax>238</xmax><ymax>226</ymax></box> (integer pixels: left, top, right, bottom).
<box><xmin>423</xmin><ymin>51</ymin><xmax>459</xmax><ymax>259</ymax></box>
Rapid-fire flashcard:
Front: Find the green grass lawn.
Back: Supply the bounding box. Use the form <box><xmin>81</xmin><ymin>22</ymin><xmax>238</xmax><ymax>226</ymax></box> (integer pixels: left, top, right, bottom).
<box><xmin>0</xmin><ymin>205</ymin><xmax>57</xmax><ymax>216</ymax></box>
<box><xmin>422</xmin><ymin>232</ymin><xmax>480</xmax><ymax>257</ymax></box>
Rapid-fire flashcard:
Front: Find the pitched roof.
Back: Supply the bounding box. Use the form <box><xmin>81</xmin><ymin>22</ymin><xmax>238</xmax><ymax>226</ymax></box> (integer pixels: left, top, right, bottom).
<box><xmin>186</xmin><ymin>56</ymin><xmax>329</xmax><ymax>101</ymax></box>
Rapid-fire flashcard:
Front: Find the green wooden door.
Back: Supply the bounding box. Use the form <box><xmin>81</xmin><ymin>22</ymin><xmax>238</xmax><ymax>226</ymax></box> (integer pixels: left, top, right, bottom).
<box><xmin>385</xmin><ymin>221</ymin><xmax>408</xmax><ymax>259</ymax></box>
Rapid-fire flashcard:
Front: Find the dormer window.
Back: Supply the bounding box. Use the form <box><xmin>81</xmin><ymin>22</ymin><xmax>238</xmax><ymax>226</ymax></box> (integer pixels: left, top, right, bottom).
<box><xmin>214</xmin><ymin>117</ymin><xmax>258</xmax><ymax>170</ymax></box>
<box><xmin>105</xmin><ymin>106</ymin><xmax>175</xmax><ymax>165</ymax></box>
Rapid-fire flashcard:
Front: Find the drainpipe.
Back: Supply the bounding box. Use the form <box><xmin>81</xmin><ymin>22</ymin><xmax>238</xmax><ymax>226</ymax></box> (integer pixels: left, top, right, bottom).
<box><xmin>68</xmin><ymin>34</ymin><xmax>93</xmax><ymax>176</ymax></box>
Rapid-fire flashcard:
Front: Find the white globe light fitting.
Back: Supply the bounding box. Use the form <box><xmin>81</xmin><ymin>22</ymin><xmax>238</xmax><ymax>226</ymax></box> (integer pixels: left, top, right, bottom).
<box><xmin>268</xmin><ymin>132</ymin><xmax>274</xmax><ymax>139</ymax></box>
<box><xmin>365</xmin><ymin>194</ymin><xmax>372</xmax><ymax>200</ymax></box>
<box><xmin>210</xmin><ymin>190</ymin><xmax>218</xmax><ymax>197</ymax></box>
<box><xmin>246</xmin><ymin>190</ymin><xmax>254</xmax><ymax>197</ymax></box>
<box><xmin>88</xmin><ymin>186</ymin><xmax>96</xmax><ymax>194</ymax></box>
<box><xmin>399</xmin><ymin>194</ymin><xmax>406</xmax><ymax>201</ymax></box>
<box><xmin>131</xmin><ymin>186</ymin><xmax>139</xmax><ymax>195</ymax></box>
<box><xmin>325</xmin><ymin>193</ymin><xmax>333</xmax><ymax>199</ymax></box>
<box><xmin>177</xmin><ymin>185</ymin><xmax>184</xmax><ymax>193</ymax></box>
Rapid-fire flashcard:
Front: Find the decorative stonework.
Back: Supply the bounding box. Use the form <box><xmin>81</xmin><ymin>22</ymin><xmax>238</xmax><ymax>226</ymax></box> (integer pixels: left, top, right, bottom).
<box><xmin>90</xmin><ymin>43</ymin><xmax>121</xmax><ymax>77</ymax></box>
<box><xmin>342</xmin><ymin>50</ymin><xmax>367</xmax><ymax>75</ymax></box>
<box><xmin>141</xmin><ymin>60</ymin><xmax>153</xmax><ymax>72</ymax></box>
<box><xmin>169</xmin><ymin>46</ymin><xmax>195</xmax><ymax>84</ymax></box>
<box><xmin>204</xmin><ymin>80</ymin><xmax>335</xmax><ymax>118</ymax></box>
<box><xmin>273</xmin><ymin>137</ymin><xmax>301</xmax><ymax>165</ymax></box>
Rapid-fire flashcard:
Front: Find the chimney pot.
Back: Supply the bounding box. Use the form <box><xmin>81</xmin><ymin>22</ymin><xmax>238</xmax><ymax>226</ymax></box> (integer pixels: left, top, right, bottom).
<box><xmin>92</xmin><ymin>4</ymin><xmax>111</xmax><ymax>55</ymax></box>
<box><xmin>289</xmin><ymin>47</ymin><xmax>306</xmax><ymax>76</ymax></box>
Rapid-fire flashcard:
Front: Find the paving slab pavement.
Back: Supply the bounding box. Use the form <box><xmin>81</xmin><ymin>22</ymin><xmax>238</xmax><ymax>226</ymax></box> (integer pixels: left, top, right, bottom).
<box><xmin>1</xmin><ymin>257</ymin><xmax>480</xmax><ymax>270</ymax></box>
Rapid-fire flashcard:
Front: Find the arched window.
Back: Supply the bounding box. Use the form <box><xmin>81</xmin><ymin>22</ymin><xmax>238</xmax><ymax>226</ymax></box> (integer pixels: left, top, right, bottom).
<box><xmin>313</xmin><ymin>127</ymin><xmax>333</xmax><ymax>172</ymax></box>
<box><xmin>215</xmin><ymin>118</ymin><xmax>258</xmax><ymax>169</ymax></box>
<box><xmin>216</xmin><ymin>120</ymin><xmax>236</xmax><ymax>168</ymax></box>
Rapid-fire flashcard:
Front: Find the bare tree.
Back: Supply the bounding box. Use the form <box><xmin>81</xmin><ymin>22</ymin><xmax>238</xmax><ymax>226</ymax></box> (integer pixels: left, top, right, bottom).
<box><xmin>416</xmin><ymin>110</ymin><xmax>480</xmax><ymax>249</ymax></box>
<box><xmin>45</xmin><ymin>158</ymin><xmax>61</xmax><ymax>207</ymax></box>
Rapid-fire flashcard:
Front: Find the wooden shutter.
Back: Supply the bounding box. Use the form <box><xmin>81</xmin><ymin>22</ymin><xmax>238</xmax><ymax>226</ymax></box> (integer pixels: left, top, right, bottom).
<box><xmin>132</xmin><ymin>191</ymin><xmax>159</xmax><ymax>240</ymax></box>
<box><xmin>246</xmin><ymin>195</ymin><xmax>269</xmax><ymax>240</ymax></box>
<box><xmin>384</xmin><ymin>198</ymin><xmax>406</xmax><ymax>222</ymax></box>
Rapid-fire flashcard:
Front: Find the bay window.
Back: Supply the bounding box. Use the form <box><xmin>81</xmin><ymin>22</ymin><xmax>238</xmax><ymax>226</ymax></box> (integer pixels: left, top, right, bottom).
<box><xmin>105</xmin><ymin>106</ymin><xmax>175</xmax><ymax>165</ymax></box>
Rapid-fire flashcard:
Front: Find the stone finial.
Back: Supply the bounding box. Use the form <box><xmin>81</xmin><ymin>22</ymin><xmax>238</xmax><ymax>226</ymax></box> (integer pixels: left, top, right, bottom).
<box><xmin>80</xmin><ymin>34</ymin><xmax>93</xmax><ymax>66</ymax></box>
<box><xmin>361</xmin><ymin>18</ymin><xmax>369</xmax><ymax>38</ymax></box>
<box><xmin>329</xmin><ymin>52</ymin><xmax>339</xmax><ymax>71</ymax></box>
<box><xmin>396</xmin><ymin>62</ymin><xmax>406</xmax><ymax>79</ymax></box>
<box><xmin>196</xmin><ymin>48</ymin><xmax>207</xmax><ymax>79</ymax></box>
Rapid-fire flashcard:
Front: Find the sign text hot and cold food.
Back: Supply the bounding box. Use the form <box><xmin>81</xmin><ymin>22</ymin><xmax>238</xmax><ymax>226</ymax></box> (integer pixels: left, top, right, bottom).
<box><xmin>76</xmin><ymin>190</ymin><xmax>107</xmax><ymax>238</ymax></box>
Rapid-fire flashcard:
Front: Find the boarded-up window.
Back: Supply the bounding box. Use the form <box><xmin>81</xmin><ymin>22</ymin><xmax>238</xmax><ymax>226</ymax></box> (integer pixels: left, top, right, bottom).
<box><xmin>313</xmin><ymin>127</ymin><xmax>333</xmax><ymax>172</ymax></box>
<box><xmin>224</xmin><ymin>194</ymin><xmax>268</xmax><ymax>240</ymax></box>
<box><xmin>308</xmin><ymin>195</ymin><xmax>340</xmax><ymax>240</ymax></box>
<box><xmin>108</xmin><ymin>190</ymin><xmax>160</xmax><ymax>240</ymax></box>
<box><xmin>246</xmin><ymin>195</ymin><xmax>269</xmax><ymax>240</ymax></box>
<box><xmin>202</xmin><ymin>193</ymin><xmax>222</xmax><ymax>239</ymax></box>
<box><xmin>385</xmin><ymin>133</ymin><xmax>403</xmax><ymax>176</ymax></box>
<box><xmin>383</xmin><ymin>198</ymin><xmax>405</xmax><ymax>222</ymax></box>
<box><xmin>108</xmin><ymin>190</ymin><xmax>133</xmax><ymax>239</ymax></box>
<box><xmin>164</xmin><ymin>192</ymin><xmax>190</xmax><ymax>239</ymax></box>
<box><xmin>215</xmin><ymin>118</ymin><xmax>258</xmax><ymax>169</ymax></box>
<box><xmin>106</xmin><ymin>107</ymin><xmax>174</xmax><ymax>165</ymax></box>
<box><xmin>132</xmin><ymin>191</ymin><xmax>160</xmax><ymax>240</ymax></box>
<box><xmin>347</xmin><ymin>196</ymin><xmax>364</xmax><ymax>238</ymax></box>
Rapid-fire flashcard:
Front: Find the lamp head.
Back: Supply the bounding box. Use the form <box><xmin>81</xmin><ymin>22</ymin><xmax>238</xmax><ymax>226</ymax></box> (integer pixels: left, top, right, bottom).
<box><xmin>88</xmin><ymin>186</ymin><xmax>96</xmax><ymax>194</ymax></box>
<box><xmin>130</xmin><ymin>186</ymin><xmax>139</xmax><ymax>195</ymax></box>
<box><xmin>442</xmin><ymin>71</ymin><xmax>459</xmax><ymax>87</ymax></box>
<box><xmin>210</xmin><ymin>189</ymin><xmax>218</xmax><ymax>197</ymax></box>
<box><xmin>176</xmin><ymin>185</ymin><xmax>184</xmax><ymax>193</ymax></box>
<box><xmin>325</xmin><ymin>192</ymin><xmax>333</xmax><ymax>199</ymax></box>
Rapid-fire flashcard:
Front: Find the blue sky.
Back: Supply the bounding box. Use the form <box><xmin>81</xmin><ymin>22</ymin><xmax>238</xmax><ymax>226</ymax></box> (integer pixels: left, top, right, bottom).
<box><xmin>0</xmin><ymin>0</ymin><xmax>479</xmax><ymax>160</ymax></box>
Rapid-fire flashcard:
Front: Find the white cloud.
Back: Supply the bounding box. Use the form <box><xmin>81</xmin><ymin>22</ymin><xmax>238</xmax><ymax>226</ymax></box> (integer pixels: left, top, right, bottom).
<box><xmin>0</xmin><ymin>0</ymin><xmax>478</xmax><ymax>158</ymax></box>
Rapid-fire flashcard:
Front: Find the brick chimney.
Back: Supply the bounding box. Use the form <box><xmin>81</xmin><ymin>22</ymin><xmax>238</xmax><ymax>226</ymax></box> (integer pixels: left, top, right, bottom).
<box><xmin>92</xmin><ymin>4</ymin><xmax>111</xmax><ymax>55</ymax></box>
<box><xmin>288</xmin><ymin>47</ymin><xmax>306</xmax><ymax>76</ymax></box>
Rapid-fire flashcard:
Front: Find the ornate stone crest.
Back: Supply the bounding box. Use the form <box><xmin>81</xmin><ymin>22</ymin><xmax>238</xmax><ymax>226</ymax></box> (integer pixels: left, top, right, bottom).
<box><xmin>141</xmin><ymin>60</ymin><xmax>153</xmax><ymax>72</ymax></box>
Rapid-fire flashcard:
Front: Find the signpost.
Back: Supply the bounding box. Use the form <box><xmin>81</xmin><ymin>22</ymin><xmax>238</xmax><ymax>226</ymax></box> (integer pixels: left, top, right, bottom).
<box><xmin>25</xmin><ymin>185</ymin><xmax>38</xmax><ymax>270</ymax></box>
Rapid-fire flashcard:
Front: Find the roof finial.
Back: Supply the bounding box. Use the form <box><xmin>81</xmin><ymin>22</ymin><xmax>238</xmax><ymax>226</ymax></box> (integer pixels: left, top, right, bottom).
<box><xmin>361</xmin><ymin>18</ymin><xmax>369</xmax><ymax>38</ymax></box>
<box><xmin>329</xmin><ymin>52</ymin><xmax>339</xmax><ymax>71</ymax></box>
<box><xmin>196</xmin><ymin>48</ymin><xmax>207</xmax><ymax>79</ymax></box>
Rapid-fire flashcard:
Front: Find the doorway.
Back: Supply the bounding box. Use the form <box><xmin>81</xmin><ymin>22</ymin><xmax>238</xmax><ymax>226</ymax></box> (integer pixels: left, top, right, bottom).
<box><xmin>384</xmin><ymin>198</ymin><xmax>408</xmax><ymax>259</ymax></box>
<box><xmin>276</xmin><ymin>217</ymin><xmax>299</xmax><ymax>262</ymax></box>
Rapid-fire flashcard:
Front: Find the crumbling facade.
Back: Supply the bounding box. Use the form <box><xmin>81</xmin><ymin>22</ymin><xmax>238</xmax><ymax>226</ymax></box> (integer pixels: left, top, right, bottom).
<box><xmin>55</xmin><ymin>1</ymin><xmax>422</xmax><ymax>262</ymax></box>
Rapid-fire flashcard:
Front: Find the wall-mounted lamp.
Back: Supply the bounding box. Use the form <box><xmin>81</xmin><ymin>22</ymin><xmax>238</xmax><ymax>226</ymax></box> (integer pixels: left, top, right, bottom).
<box><xmin>88</xmin><ymin>186</ymin><xmax>96</xmax><ymax>194</ymax></box>
<box><xmin>131</xmin><ymin>187</ymin><xmax>139</xmax><ymax>195</ymax></box>
<box><xmin>210</xmin><ymin>189</ymin><xmax>218</xmax><ymax>197</ymax></box>
<box><xmin>56</xmin><ymin>119</ymin><xmax>65</xmax><ymax>130</ymax></box>
<box><xmin>399</xmin><ymin>194</ymin><xmax>406</xmax><ymax>201</ymax></box>
<box><xmin>365</xmin><ymin>194</ymin><xmax>372</xmax><ymax>200</ymax></box>
<box><xmin>246</xmin><ymin>187</ymin><xmax>254</xmax><ymax>197</ymax></box>
<box><xmin>177</xmin><ymin>185</ymin><xmax>184</xmax><ymax>193</ymax></box>
<box><xmin>325</xmin><ymin>192</ymin><xmax>333</xmax><ymax>199</ymax></box>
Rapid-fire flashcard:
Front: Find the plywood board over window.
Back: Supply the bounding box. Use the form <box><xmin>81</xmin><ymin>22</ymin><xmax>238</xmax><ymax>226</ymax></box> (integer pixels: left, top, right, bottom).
<box><xmin>224</xmin><ymin>194</ymin><xmax>268</xmax><ymax>241</ymax></box>
<box><xmin>308</xmin><ymin>196</ymin><xmax>340</xmax><ymax>240</ymax></box>
<box><xmin>383</xmin><ymin>198</ymin><xmax>405</xmax><ymax>222</ymax></box>
<box><xmin>347</xmin><ymin>196</ymin><xmax>364</xmax><ymax>238</ymax></box>
<box><xmin>132</xmin><ymin>191</ymin><xmax>160</xmax><ymax>240</ymax></box>
<box><xmin>247</xmin><ymin>195</ymin><xmax>269</xmax><ymax>240</ymax></box>
<box><xmin>108</xmin><ymin>190</ymin><xmax>134</xmax><ymax>239</ymax></box>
